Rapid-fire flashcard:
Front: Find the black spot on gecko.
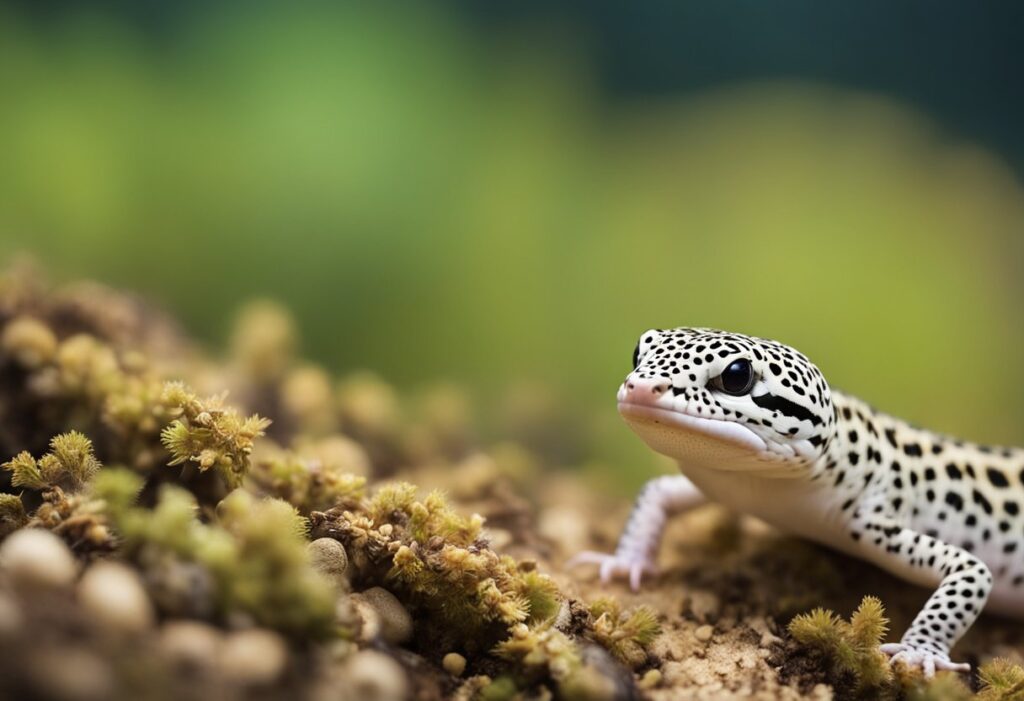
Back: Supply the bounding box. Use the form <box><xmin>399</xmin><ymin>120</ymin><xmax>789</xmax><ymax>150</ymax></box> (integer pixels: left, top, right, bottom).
<box><xmin>972</xmin><ymin>489</ymin><xmax>993</xmax><ymax>515</ymax></box>
<box><xmin>987</xmin><ymin>468</ymin><xmax>1010</xmax><ymax>488</ymax></box>
<box><xmin>903</xmin><ymin>443</ymin><xmax>923</xmax><ymax>457</ymax></box>
<box><xmin>884</xmin><ymin>428</ymin><xmax>898</xmax><ymax>448</ymax></box>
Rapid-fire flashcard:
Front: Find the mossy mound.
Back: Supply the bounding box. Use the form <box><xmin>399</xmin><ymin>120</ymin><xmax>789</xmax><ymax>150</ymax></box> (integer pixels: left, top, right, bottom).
<box><xmin>0</xmin><ymin>265</ymin><xmax>660</xmax><ymax>701</ymax></box>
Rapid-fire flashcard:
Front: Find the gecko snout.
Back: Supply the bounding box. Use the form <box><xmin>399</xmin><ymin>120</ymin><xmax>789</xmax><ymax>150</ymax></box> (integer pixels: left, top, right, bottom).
<box><xmin>624</xmin><ymin>377</ymin><xmax>670</xmax><ymax>401</ymax></box>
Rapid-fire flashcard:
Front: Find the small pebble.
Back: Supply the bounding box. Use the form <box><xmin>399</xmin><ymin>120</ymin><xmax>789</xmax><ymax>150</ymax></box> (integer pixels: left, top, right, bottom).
<box><xmin>354</xmin><ymin>587</ymin><xmax>412</xmax><ymax>644</ymax></box>
<box><xmin>78</xmin><ymin>561</ymin><xmax>155</xmax><ymax>633</ymax></box>
<box><xmin>343</xmin><ymin>650</ymin><xmax>408</xmax><ymax>701</ymax></box>
<box><xmin>220</xmin><ymin>628</ymin><xmax>289</xmax><ymax>686</ymax></box>
<box><xmin>308</xmin><ymin>538</ymin><xmax>349</xmax><ymax>584</ymax></box>
<box><xmin>0</xmin><ymin>528</ymin><xmax>77</xmax><ymax>588</ymax></box>
<box><xmin>442</xmin><ymin>652</ymin><xmax>467</xmax><ymax>677</ymax></box>
<box><xmin>159</xmin><ymin>620</ymin><xmax>223</xmax><ymax>669</ymax></box>
<box><xmin>639</xmin><ymin>668</ymin><xmax>662</xmax><ymax>689</ymax></box>
<box><xmin>694</xmin><ymin>624</ymin><xmax>714</xmax><ymax>642</ymax></box>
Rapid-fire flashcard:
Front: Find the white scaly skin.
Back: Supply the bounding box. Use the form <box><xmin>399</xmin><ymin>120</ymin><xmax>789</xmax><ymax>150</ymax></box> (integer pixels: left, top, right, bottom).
<box><xmin>570</xmin><ymin>328</ymin><xmax>1024</xmax><ymax>678</ymax></box>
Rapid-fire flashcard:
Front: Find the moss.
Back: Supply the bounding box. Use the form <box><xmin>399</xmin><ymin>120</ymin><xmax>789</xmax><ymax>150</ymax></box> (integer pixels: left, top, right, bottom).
<box><xmin>0</xmin><ymin>493</ymin><xmax>28</xmax><ymax>537</ymax></box>
<box><xmin>0</xmin><ymin>432</ymin><xmax>119</xmax><ymax>551</ymax></box>
<box><xmin>246</xmin><ymin>447</ymin><xmax>366</xmax><ymax>515</ymax></box>
<box><xmin>3</xmin><ymin>431</ymin><xmax>101</xmax><ymax>491</ymax></box>
<box><xmin>478</xmin><ymin>675</ymin><xmax>519</xmax><ymax>701</ymax></box>
<box><xmin>104</xmin><ymin>476</ymin><xmax>336</xmax><ymax>637</ymax></box>
<box><xmin>494</xmin><ymin>622</ymin><xmax>583</xmax><ymax>688</ymax></box>
<box><xmin>786</xmin><ymin>596</ymin><xmax>999</xmax><ymax>701</ymax></box>
<box><xmin>788</xmin><ymin>595</ymin><xmax>892</xmax><ymax>696</ymax></box>
<box><xmin>586</xmin><ymin>597</ymin><xmax>661</xmax><ymax>669</ymax></box>
<box><xmin>977</xmin><ymin>658</ymin><xmax>1024</xmax><ymax>701</ymax></box>
<box><xmin>213</xmin><ymin>490</ymin><xmax>336</xmax><ymax>636</ymax></box>
<box><xmin>229</xmin><ymin>299</ymin><xmax>297</xmax><ymax>384</ymax></box>
<box><xmin>160</xmin><ymin>382</ymin><xmax>271</xmax><ymax>489</ymax></box>
<box><xmin>1</xmin><ymin>316</ymin><xmax>57</xmax><ymax>368</ymax></box>
<box><xmin>906</xmin><ymin>674</ymin><xmax>973</xmax><ymax>701</ymax></box>
<box><xmin>311</xmin><ymin>481</ymin><xmax>567</xmax><ymax>655</ymax></box>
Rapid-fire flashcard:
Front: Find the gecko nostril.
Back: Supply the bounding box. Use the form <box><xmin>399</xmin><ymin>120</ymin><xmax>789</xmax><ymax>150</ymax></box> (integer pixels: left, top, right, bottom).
<box><xmin>626</xmin><ymin>381</ymin><xmax>636</xmax><ymax>391</ymax></box>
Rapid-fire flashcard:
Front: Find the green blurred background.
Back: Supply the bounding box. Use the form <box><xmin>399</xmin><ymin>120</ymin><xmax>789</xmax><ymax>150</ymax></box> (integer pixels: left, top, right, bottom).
<box><xmin>3</xmin><ymin>2</ymin><xmax>1024</xmax><ymax>480</ymax></box>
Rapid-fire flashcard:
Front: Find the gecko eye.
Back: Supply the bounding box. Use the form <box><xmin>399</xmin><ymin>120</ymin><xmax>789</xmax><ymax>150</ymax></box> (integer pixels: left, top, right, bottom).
<box><xmin>632</xmin><ymin>342</ymin><xmax>642</xmax><ymax>369</ymax></box>
<box><xmin>710</xmin><ymin>359</ymin><xmax>755</xmax><ymax>396</ymax></box>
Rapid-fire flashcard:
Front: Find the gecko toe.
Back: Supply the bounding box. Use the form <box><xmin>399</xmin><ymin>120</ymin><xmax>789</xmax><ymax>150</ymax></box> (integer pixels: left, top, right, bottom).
<box><xmin>567</xmin><ymin>550</ymin><xmax>655</xmax><ymax>589</ymax></box>
<box><xmin>881</xmin><ymin>643</ymin><xmax>968</xmax><ymax>678</ymax></box>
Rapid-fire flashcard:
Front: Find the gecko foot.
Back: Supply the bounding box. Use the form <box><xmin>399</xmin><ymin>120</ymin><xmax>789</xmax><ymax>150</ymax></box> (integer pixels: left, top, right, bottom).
<box><xmin>566</xmin><ymin>550</ymin><xmax>658</xmax><ymax>591</ymax></box>
<box><xmin>879</xmin><ymin>643</ymin><xmax>970</xmax><ymax>678</ymax></box>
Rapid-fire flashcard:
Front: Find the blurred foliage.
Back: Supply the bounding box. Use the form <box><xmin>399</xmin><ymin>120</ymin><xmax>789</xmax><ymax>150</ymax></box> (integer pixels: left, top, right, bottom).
<box><xmin>2</xmin><ymin>3</ymin><xmax>1024</xmax><ymax>493</ymax></box>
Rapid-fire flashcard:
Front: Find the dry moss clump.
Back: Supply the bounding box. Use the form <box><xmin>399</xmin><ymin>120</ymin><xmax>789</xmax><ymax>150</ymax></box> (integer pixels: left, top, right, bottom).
<box><xmin>312</xmin><ymin>482</ymin><xmax>557</xmax><ymax>650</ymax></box>
<box><xmin>788</xmin><ymin>595</ymin><xmax>893</xmax><ymax>695</ymax></box>
<box><xmin>160</xmin><ymin>382</ymin><xmax>272</xmax><ymax>489</ymax></box>
<box><xmin>976</xmin><ymin>659</ymin><xmax>1024</xmax><ymax>700</ymax></box>
<box><xmin>309</xmin><ymin>481</ymin><xmax>661</xmax><ymax>698</ymax></box>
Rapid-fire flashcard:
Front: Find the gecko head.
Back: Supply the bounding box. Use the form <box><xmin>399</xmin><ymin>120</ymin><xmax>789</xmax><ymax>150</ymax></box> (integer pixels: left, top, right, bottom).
<box><xmin>618</xmin><ymin>328</ymin><xmax>835</xmax><ymax>475</ymax></box>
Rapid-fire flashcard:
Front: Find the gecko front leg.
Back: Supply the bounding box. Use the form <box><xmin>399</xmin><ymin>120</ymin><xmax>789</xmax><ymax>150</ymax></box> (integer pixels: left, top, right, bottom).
<box><xmin>569</xmin><ymin>474</ymin><xmax>706</xmax><ymax>590</ymax></box>
<box><xmin>852</xmin><ymin>511</ymin><xmax>993</xmax><ymax>677</ymax></box>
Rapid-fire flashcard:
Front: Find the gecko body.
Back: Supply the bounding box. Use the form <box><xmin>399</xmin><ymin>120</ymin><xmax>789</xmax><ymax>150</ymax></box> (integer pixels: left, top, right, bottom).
<box><xmin>572</xmin><ymin>328</ymin><xmax>1024</xmax><ymax>676</ymax></box>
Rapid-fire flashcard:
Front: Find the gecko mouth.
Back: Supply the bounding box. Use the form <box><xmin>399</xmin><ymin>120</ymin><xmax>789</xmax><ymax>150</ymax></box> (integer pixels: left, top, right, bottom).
<box><xmin>617</xmin><ymin>401</ymin><xmax>769</xmax><ymax>455</ymax></box>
